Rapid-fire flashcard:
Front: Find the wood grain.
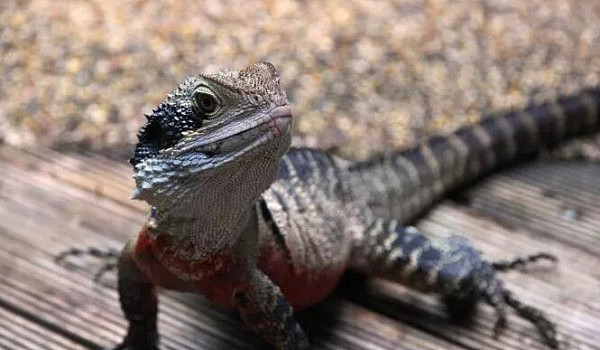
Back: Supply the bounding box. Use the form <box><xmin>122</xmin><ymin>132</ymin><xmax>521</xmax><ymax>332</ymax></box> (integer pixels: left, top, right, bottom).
<box><xmin>0</xmin><ymin>146</ymin><xmax>598</xmax><ymax>350</ymax></box>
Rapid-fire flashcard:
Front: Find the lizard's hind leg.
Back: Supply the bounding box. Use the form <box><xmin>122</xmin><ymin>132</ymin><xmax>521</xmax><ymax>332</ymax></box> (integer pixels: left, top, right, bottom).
<box><xmin>351</xmin><ymin>218</ymin><xmax>559</xmax><ymax>348</ymax></box>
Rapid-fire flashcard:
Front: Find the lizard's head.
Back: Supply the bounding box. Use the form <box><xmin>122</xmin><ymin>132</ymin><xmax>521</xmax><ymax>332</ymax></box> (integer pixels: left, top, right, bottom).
<box><xmin>130</xmin><ymin>62</ymin><xmax>291</xmax><ymax>216</ymax></box>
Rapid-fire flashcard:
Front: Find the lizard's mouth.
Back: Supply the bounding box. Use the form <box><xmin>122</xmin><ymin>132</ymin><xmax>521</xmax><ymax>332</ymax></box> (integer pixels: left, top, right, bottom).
<box><xmin>178</xmin><ymin>106</ymin><xmax>292</xmax><ymax>156</ymax></box>
<box><xmin>267</xmin><ymin>105</ymin><xmax>293</xmax><ymax>138</ymax></box>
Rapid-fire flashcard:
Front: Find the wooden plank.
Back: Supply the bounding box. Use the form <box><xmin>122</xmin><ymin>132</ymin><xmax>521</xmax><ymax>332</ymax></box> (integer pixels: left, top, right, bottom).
<box><xmin>465</xmin><ymin>162</ymin><xmax>600</xmax><ymax>254</ymax></box>
<box><xmin>0</xmin><ymin>145</ymin><xmax>598</xmax><ymax>350</ymax></box>
<box><xmin>0</xmin><ymin>306</ymin><xmax>88</xmax><ymax>350</ymax></box>
<box><xmin>0</xmin><ymin>145</ymin><xmax>470</xmax><ymax>350</ymax></box>
<box><xmin>0</xmin><ymin>146</ymin><xmax>147</xmax><ymax>214</ymax></box>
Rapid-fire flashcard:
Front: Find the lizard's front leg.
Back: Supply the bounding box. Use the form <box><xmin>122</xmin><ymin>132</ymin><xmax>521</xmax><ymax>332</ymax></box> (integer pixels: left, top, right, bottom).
<box><xmin>113</xmin><ymin>239</ymin><xmax>159</xmax><ymax>350</ymax></box>
<box><xmin>234</xmin><ymin>270</ymin><xmax>309</xmax><ymax>350</ymax></box>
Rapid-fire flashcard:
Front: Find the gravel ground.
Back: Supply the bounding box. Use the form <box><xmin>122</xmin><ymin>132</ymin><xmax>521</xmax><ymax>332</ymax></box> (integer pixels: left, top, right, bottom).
<box><xmin>1</xmin><ymin>0</ymin><xmax>599</xmax><ymax>160</ymax></box>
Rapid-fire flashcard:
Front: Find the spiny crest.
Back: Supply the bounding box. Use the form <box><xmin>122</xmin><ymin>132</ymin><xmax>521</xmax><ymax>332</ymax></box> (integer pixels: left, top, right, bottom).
<box><xmin>203</xmin><ymin>62</ymin><xmax>287</xmax><ymax>105</ymax></box>
<box><xmin>154</xmin><ymin>62</ymin><xmax>286</xmax><ymax>107</ymax></box>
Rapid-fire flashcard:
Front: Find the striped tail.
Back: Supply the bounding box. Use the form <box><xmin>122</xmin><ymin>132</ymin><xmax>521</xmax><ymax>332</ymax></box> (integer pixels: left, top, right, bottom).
<box><xmin>348</xmin><ymin>87</ymin><xmax>600</xmax><ymax>223</ymax></box>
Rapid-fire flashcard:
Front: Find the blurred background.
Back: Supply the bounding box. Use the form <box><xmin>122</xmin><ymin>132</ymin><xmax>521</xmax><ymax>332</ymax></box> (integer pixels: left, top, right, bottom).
<box><xmin>1</xmin><ymin>0</ymin><xmax>599</xmax><ymax>160</ymax></box>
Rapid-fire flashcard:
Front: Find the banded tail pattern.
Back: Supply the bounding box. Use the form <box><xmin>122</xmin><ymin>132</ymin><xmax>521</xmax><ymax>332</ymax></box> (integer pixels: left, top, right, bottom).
<box><xmin>349</xmin><ymin>88</ymin><xmax>600</xmax><ymax>222</ymax></box>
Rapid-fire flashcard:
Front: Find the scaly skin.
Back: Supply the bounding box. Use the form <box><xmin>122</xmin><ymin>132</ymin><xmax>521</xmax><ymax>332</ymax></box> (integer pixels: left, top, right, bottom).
<box><xmin>59</xmin><ymin>62</ymin><xmax>600</xmax><ymax>350</ymax></box>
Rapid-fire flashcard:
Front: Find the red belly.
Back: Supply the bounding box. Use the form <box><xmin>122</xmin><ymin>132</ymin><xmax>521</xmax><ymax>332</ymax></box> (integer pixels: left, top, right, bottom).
<box><xmin>132</xmin><ymin>227</ymin><xmax>242</xmax><ymax>307</ymax></box>
<box><xmin>132</xmin><ymin>227</ymin><xmax>346</xmax><ymax>310</ymax></box>
<box><xmin>257</xmin><ymin>237</ymin><xmax>347</xmax><ymax>310</ymax></box>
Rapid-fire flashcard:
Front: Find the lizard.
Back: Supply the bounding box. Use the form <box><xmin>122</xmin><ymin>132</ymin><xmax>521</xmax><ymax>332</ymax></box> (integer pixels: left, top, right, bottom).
<box><xmin>57</xmin><ymin>62</ymin><xmax>600</xmax><ymax>350</ymax></box>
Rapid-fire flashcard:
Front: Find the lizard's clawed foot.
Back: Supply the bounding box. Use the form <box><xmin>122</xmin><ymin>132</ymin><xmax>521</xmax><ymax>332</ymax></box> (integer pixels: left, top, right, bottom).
<box><xmin>55</xmin><ymin>247</ymin><xmax>120</xmax><ymax>282</ymax></box>
<box><xmin>442</xmin><ymin>248</ymin><xmax>560</xmax><ymax>348</ymax></box>
<box><xmin>481</xmin><ymin>284</ymin><xmax>559</xmax><ymax>348</ymax></box>
<box><xmin>479</xmin><ymin>256</ymin><xmax>560</xmax><ymax>349</ymax></box>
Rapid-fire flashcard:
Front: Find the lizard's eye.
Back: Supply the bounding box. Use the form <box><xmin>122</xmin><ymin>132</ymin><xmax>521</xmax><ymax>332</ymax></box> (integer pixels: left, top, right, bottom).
<box><xmin>192</xmin><ymin>86</ymin><xmax>220</xmax><ymax>117</ymax></box>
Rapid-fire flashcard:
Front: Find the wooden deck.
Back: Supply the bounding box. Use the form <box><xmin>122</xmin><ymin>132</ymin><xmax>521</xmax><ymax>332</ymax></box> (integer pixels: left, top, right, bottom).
<box><xmin>0</xmin><ymin>145</ymin><xmax>599</xmax><ymax>350</ymax></box>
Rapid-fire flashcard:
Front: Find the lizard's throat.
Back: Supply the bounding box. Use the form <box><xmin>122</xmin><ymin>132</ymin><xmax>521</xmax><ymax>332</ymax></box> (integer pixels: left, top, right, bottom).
<box><xmin>134</xmin><ymin>153</ymin><xmax>282</xmax><ymax>260</ymax></box>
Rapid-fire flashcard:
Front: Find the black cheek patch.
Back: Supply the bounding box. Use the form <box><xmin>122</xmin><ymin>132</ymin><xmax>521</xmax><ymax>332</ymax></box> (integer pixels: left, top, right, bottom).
<box><xmin>130</xmin><ymin>102</ymin><xmax>203</xmax><ymax>166</ymax></box>
<box><xmin>131</xmin><ymin>119</ymin><xmax>171</xmax><ymax>166</ymax></box>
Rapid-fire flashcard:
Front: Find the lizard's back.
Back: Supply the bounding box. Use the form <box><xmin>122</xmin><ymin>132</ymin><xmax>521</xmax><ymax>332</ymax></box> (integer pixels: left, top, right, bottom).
<box><xmin>257</xmin><ymin>88</ymin><xmax>600</xmax><ymax>310</ymax></box>
<box><xmin>258</xmin><ymin>148</ymin><xmax>362</xmax><ymax>309</ymax></box>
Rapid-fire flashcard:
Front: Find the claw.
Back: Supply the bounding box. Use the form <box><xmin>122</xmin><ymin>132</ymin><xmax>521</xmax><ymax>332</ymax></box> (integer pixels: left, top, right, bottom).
<box><xmin>55</xmin><ymin>247</ymin><xmax>121</xmax><ymax>282</ymax></box>
<box><xmin>93</xmin><ymin>262</ymin><xmax>118</xmax><ymax>282</ymax></box>
<box><xmin>492</xmin><ymin>252</ymin><xmax>557</xmax><ymax>272</ymax></box>
<box><xmin>492</xmin><ymin>308</ymin><xmax>507</xmax><ymax>340</ymax></box>
<box><xmin>503</xmin><ymin>290</ymin><xmax>560</xmax><ymax>349</ymax></box>
<box><xmin>483</xmin><ymin>281</ymin><xmax>508</xmax><ymax>340</ymax></box>
<box><xmin>55</xmin><ymin>247</ymin><xmax>120</xmax><ymax>262</ymax></box>
<box><xmin>480</xmin><ymin>272</ymin><xmax>559</xmax><ymax>348</ymax></box>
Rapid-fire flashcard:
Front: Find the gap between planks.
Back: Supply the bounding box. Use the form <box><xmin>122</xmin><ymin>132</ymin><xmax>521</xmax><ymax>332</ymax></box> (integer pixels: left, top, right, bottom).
<box><xmin>0</xmin><ymin>146</ymin><xmax>599</xmax><ymax>350</ymax></box>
